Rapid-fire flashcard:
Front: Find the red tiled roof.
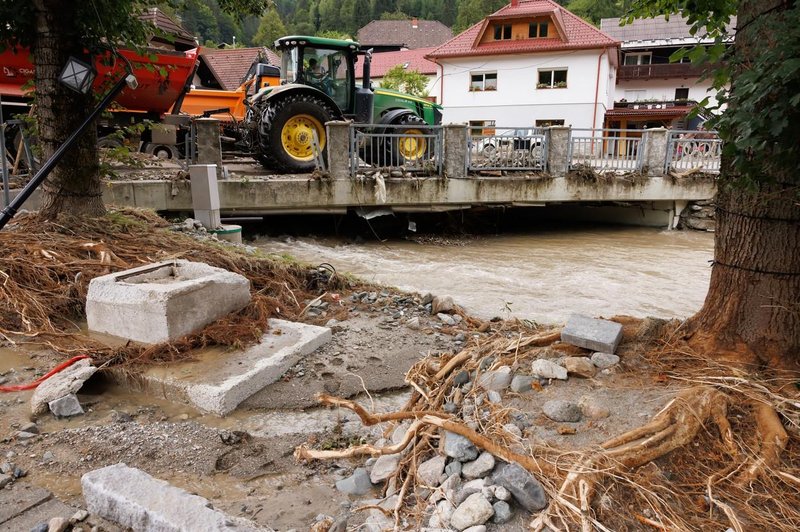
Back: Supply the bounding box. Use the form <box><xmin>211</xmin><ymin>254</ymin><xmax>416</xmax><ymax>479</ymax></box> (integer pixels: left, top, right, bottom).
<box><xmin>355</xmin><ymin>47</ymin><xmax>438</xmax><ymax>78</ymax></box>
<box><xmin>139</xmin><ymin>7</ymin><xmax>196</xmax><ymax>46</ymax></box>
<box><xmin>357</xmin><ymin>20</ymin><xmax>453</xmax><ymax>50</ymax></box>
<box><xmin>200</xmin><ymin>47</ymin><xmax>280</xmax><ymax>90</ymax></box>
<box><xmin>428</xmin><ymin>0</ymin><xmax>618</xmax><ymax>59</ymax></box>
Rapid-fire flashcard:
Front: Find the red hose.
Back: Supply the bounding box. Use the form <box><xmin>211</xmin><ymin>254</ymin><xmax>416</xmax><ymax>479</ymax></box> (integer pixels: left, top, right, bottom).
<box><xmin>0</xmin><ymin>355</ymin><xmax>92</xmax><ymax>392</ymax></box>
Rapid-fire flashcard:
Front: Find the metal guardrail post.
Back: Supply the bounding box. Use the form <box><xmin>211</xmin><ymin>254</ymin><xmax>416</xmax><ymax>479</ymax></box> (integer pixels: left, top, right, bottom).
<box><xmin>1</xmin><ymin>122</ymin><xmax>9</xmax><ymax>208</ymax></box>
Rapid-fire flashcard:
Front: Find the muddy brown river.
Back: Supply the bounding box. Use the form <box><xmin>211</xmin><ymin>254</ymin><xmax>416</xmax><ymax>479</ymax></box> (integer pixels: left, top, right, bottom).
<box><xmin>257</xmin><ymin>226</ymin><xmax>714</xmax><ymax>324</ymax></box>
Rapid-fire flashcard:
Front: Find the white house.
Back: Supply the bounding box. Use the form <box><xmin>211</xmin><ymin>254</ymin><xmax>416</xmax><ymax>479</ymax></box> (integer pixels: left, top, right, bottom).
<box><xmin>426</xmin><ymin>0</ymin><xmax>619</xmax><ymax>133</ymax></box>
<box><xmin>599</xmin><ymin>14</ymin><xmax>736</xmax><ymax>129</ymax></box>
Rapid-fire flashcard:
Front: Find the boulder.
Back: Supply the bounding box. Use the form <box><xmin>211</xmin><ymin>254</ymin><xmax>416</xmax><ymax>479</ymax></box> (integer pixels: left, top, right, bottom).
<box><xmin>510</xmin><ymin>374</ymin><xmax>535</xmax><ymax>393</ymax></box>
<box><xmin>591</xmin><ymin>352</ymin><xmax>620</xmax><ymax>369</ymax></box>
<box><xmin>417</xmin><ymin>455</ymin><xmax>446</xmax><ymax>487</ymax></box>
<box><xmin>335</xmin><ymin>468</ymin><xmax>372</xmax><ymax>495</ymax></box>
<box><xmin>48</xmin><ymin>394</ymin><xmax>84</xmax><ymax>418</ymax></box>
<box><xmin>476</xmin><ymin>366</ymin><xmax>512</xmax><ymax>391</ymax></box>
<box><xmin>450</xmin><ymin>493</ymin><xmax>494</xmax><ymax>531</ymax></box>
<box><xmin>432</xmin><ymin>296</ymin><xmax>455</xmax><ymax>314</ymax></box>
<box><xmin>543</xmin><ymin>400</ymin><xmax>582</xmax><ymax>423</ymax></box>
<box><xmin>370</xmin><ymin>454</ymin><xmax>401</xmax><ymax>483</ymax></box>
<box><xmin>563</xmin><ymin>357</ymin><xmax>596</xmax><ymax>378</ymax></box>
<box><xmin>531</xmin><ymin>359</ymin><xmax>567</xmax><ymax>380</ymax></box>
<box><xmin>462</xmin><ymin>452</ymin><xmax>495</xmax><ymax>480</ymax></box>
<box><xmin>443</xmin><ymin>431</ymin><xmax>479</xmax><ymax>462</ymax></box>
<box><xmin>490</xmin><ymin>462</ymin><xmax>548</xmax><ymax>512</ymax></box>
<box><xmin>31</xmin><ymin>359</ymin><xmax>96</xmax><ymax>416</ymax></box>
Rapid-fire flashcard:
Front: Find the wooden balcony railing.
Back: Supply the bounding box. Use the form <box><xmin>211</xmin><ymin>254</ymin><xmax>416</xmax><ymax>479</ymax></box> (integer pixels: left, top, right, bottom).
<box><xmin>618</xmin><ymin>63</ymin><xmax>706</xmax><ymax>80</ymax></box>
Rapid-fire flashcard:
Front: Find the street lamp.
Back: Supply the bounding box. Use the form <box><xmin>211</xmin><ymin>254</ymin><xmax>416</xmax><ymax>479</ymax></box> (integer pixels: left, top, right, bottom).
<box><xmin>0</xmin><ymin>54</ymin><xmax>137</xmax><ymax>231</ymax></box>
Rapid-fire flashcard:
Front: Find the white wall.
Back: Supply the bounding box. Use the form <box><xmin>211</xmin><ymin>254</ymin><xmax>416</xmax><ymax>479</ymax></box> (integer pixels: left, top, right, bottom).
<box><xmin>436</xmin><ymin>49</ymin><xmax>614</xmax><ymax>130</ymax></box>
<box><xmin>616</xmin><ymin>78</ymin><xmax>717</xmax><ymax>107</ymax></box>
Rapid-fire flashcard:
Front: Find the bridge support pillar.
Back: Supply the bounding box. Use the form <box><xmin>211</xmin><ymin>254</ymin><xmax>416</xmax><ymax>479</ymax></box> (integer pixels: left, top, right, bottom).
<box><xmin>547</xmin><ymin>126</ymin><xmax>571</xmax><ymax>176</ymax></box>
<box><xmin>670</xmin><ymin>200</ymin><xmax>689</xmax><ymax>230</ymax></box>
<box><xmin>644</xmin><ymin>127</ymin><xmax>669</xmax><ymax>176</ymax></box>
<box><xmin>193</xmin><ymin>118</ymin><xmax>223</xmax><ymax>171</ymax></box>
<box><xmin>326</xmin><ymin>121</ymin><xmax>351</xmax><ymax>180</ymax></box>
<box><xmin>443</xmin><ymin>124</ymin><xmax>467</xmax><ymax>179</ymax></box>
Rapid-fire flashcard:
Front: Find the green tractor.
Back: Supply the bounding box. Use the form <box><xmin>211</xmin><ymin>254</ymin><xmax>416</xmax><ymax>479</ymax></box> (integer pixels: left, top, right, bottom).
<box><xmin>246</xmin><ymin>35</ymin><xmax>442</xmax><ymax>173</ymax></box>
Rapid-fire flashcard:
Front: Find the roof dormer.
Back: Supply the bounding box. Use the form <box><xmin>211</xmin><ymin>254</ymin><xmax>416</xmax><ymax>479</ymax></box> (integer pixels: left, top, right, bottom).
<box><xmin>475</xmin><ymin>5</ymin><xmax>568</xmax><ymax>47</ymax></box>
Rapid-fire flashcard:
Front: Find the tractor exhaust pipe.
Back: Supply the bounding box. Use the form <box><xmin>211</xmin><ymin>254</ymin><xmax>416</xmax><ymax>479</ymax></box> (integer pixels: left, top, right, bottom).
<box><xmin>362</xmin><ymin>49</ymin><xmax>372</xmax><ymax>89</ymax></box>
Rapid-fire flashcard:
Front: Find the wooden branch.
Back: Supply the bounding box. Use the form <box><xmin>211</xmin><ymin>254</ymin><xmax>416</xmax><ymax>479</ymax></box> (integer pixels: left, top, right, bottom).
<box><xmin>315</xmin><ymin>393</ymin><xmax>448</xmax><ymax>425</ymax></box>
<box><xmin>294</xmin><ymin>420</ymin><xmax>423</xmax><ymax>461</ymax></box>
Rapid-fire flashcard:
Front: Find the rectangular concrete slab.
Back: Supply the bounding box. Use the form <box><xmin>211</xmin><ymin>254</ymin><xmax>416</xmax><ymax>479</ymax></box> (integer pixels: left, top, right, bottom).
<box><xmin>140</xmin><ymin>319</ymin><xmax>331</xmax><ymax>415</ymax></box>
<box><xmin>0</xmin><ymin>484</ymin><xmax>52</xmax><ymax>525</ymax></box>
<box><xmin>0</xmin><ymin>497</ymin><xmax>76</xmax><ymax>532</ymax></box>
<box><xmin>561</xmin><ymin>314</ymin><xmax>624</xmax><ymax>353</ymax></box>
<box><xmin>82</xmin><ymin>463</ymin><xmax>262</xmax><ymax>532</ymax></box>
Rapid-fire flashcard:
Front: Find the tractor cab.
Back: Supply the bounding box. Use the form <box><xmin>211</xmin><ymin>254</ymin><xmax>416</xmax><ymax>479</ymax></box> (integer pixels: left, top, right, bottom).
<box><xmin>275</xmin><ymin>36</ymin><xmax>373</xmax><ymax>124</ymax></box>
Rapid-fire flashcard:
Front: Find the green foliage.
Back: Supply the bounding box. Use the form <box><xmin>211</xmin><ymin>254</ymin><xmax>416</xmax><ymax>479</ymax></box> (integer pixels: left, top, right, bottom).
<box><xmin>380</xmin><ymin>10</ymin><xmax>410</xmax><ymax>20</ymax></box>
<box><xmin>380</xmin><ymin>65</ymin><xmax>429</xmax><ymax>96</ymax></box>
<box><xmin>252</xmin><ymin>7</ymin><xmax>287</xmax><ymax>47</ymax></box>
<box><xmin>566</xmin><ymin>0</ymin><xmax>630</xmax><ymax>25</ymax></box>
<box><xmin>454</xmin><ymin>0</ymin><xmax>507</xmax><ymax>33</ymax></box>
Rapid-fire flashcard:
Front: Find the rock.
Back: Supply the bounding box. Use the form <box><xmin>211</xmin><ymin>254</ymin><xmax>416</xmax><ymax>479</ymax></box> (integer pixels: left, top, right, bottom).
<box><xmin>417</xmin><ymin>456</ymin><xmax>446</xmax><ymax>487</ymax></box>
<box><xmin>48</xmin><ymin>517</ymin><xmax>69</xmax><ymax>532</ymax></box>
<box><xmin>455</xmin><ymin>479</ymin><xmax>486</xmax><ymax>505</ymax></box>
<box><xmin>563</xmin><ymin>357</ymin><xmax>597</xmax><ymax>378</ymax></box>
<box><xmin>502</xmin><ymin>423</ymin><xmax>523</xmax><ymax>439</ymax></box>
<box><xmin>443</xmin><ymin>401</ymin><xmax>458</xmax><ymax>414</ymax></box>
<box><xmin>20</xmin><ymin>422</ymin><xmax>39</xmax><ymax>434</ymax></box>
<box><xmin>531</xmin><ymin>359</ymin><xmax>567</xmax><ymax>380</ymax></box>
<box><xmin>432</xmin><ymin>296</ymin><xmax>455</xmax><ymax>315</ymax></box>
<box><xmin>510</xmin><ymin>375</ymin><xmax>535</xmax><ymax>393</ymax></box>
<box><xmin>494</xmin><ymin>486</ymin><xmax>511</xmax><ymax>501</ymax></box>
<box><xmin>15</xmin><ymin>431</ymin><xmax>38</xmax><ymax>440</ymax></box>
<box><xmin>0</xmin><ymin>473</ymin><xmax>11</xmax><ymax>488</ymax></box>
<box><xmin>591</xmin><ymin>352</ymin><xmax>620</xmax><ymax>369</ymax></box>
<box><xmin>422</xmin><ymin>293</ymin><xmax>434</xmax><ymax>305</ymax></box>
<box><xmin>48</xmin><ymin>394</ymin><xmax>84</xmax><ymax>418</ymax></box>
<box><xmin>43</xmin><ymin>451</ymin><xmax>55</xmax><ymax>463</ymax></box>
<box><xmin>443</xmin><ymin>431</ymin><xmax>479</xmax><ymax>462</ymax></box>
<box><xmin>370</xmin><ymin>454</ymin><xmax>401</xmax><ymax>483</ymax></box>
<box><xmin>406</xmin><ymin>317</ymin><xmax>422</xmax><ymax>330</ymax></box>
<box><xmin>328</xmin><ymin>515</ymin><xmax>348</xmax><ymax>532</ymax></box>
<box><xmin>70</xmin><ymin>510</ymin><xmax>90</xmax><ymax>523</ymax></box>
<box><xmin>561</xmin><ymin>314</ymin><xmax>623</xmax><ymax>354</ymax></box>
<box><xmin>438</xmin><ymin>313</ymin><xmax>456</xmax><ymax>326</ymax></box>
<box><xmin>463</xmin><ymin>527</ymin><xmax>486</xmax><ymax>532</ymax></box>
<box><xmin>0</xmin><ymin>462</ymin><xmax>11</xmax><ymax>474</ymax></box>
<box><xmin>491</xmin><ymin>501</ymin><xmax>513</xmax><ymax>524</ymax></box>
<box><xmin>13</xmin><ymin>466</ymin><xmax>26</xmax><ymax>478</ymax></box>
<box><xmin>391</xmin><ymin>423</ymin><xmax>411</xmax><ymax>444</ymax></box>
<box><xmin>445</xmin><ymin>460</ymin><xmax>462</xmax><ymax>478</ymax></box>
<box><xmin>336</xmin><ymin>468</ymin><xmax>372</xmax><ymax>495</ymax></box>
<box><xmin>579</xmin><ymin>397</ymin><xmax>610</xmax><ymax>419</ymax></box>
<box><xmin>438</xmin><ymin>473</ymin><xmax>461</xmax><ymax>503</ymax></box>
<box><xmin>450</xmin><ymin>493</ymin><xmax>494</xmax><ymax>531</ymax></box>
<box><xmin>462</xmin><ymin>452</ymin><xmax>495</xmax><ymax>480</ymax></box>
<box><xmin>30</xmin><ymin>359</ymin><xmax>96</xmax><ymax>416</ymax></box>
<box><xmin>428</xmin><ymin>499</ymin><xmax>455</xmax><ymax>528</ymax></box>
<box><xmin>454</xmin><ymin>370</ymin><xmax>471</xmax><ymax>386</ymax></box>
<box><xmin>476</xmin><ymin>366</ymin><xmax>512</xmax><ymax>391</ymax></box>
<box><xmin>30</xmin><ymin>524</ymin><xmax>48</xmax><ymax>532</ymax></box>
<box><xmin>543</xmin><ymin>400</ymin><xmax>582</xmax><ymax>423</ymax></box>
<box><xmin>487</xmin><ymin>391</ymin><xmax>502</xmax><ymax>404</ymax></box>
<box><xmin>491</xmin><ymin>462</ymin><xmax>548</xmax><ymax>512</ymax></box>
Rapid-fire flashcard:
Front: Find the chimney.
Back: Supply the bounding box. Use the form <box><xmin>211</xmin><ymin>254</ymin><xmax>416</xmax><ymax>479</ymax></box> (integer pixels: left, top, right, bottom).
<box><xmin>511</xmin><ymin>0</ymin><xmax>519</xmax><ymax>6</ymax></box>
<box><xmin>412</xmin><ymin>17</ymin><xmax>419</xmax><ymax>29</ymax></box>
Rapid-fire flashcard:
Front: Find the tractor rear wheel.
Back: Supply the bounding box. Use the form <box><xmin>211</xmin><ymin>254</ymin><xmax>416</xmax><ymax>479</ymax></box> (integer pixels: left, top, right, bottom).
<box><xmin>257</xmin><ymin>94</ymin><xmax>334</xmax><ymax>173</ymax></box>
<box><xmin>386</xmin><ymin>113</ymin><xmax>427</xmax><ymax>166</ymax></box>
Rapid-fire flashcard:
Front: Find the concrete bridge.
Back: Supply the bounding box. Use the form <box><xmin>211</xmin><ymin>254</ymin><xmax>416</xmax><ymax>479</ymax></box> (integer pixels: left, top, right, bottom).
<box><xmin>6</xmin><ymin>122</ymin><xmax>718</xmax><ymax>229</ymax></box>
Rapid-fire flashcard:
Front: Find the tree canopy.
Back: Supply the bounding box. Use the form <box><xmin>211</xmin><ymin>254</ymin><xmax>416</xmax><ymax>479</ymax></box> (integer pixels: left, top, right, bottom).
<box><xmin>379</xmin><ymin>65</ymin><xmax>429</xmax><ymax>97</ymax></box>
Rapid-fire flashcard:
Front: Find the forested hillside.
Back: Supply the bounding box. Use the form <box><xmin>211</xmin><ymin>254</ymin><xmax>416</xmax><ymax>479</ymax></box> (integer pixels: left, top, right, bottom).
<box><xmin>163</xmin><ymin>0</ymin><xmax>631</xmax><ymax>48</ymax></box>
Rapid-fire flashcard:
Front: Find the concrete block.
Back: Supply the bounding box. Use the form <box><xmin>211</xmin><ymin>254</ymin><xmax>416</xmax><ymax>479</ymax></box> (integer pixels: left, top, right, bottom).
<box><xmin>140</xmin><ymin>319</ymin><xmax>331</xmax><ymax>415</ymax></box>
<box><xmin>190</xmin><ymin>164</ymin><xmax>221</xmax><ymax>230</ymax></box>
<box><xmin>561</xmin><ymin>314</ymin><xmax>623</xmax><ymax>354</ymax></box>
<box><xmin>0</xmin><ymin>484</ymin><xmax>52</xmax><ymax>525</ymax></box>
<box><xmin>81</xmin><ymin>463</ymin><xmax>261</xmax><ymax>531</ymax></box>
<box><xmin>48</xmin><ymin>394</ymin><xmax>84</xmax><ymax>418</ymax></box>
<box><xmin>86</xmin><ymin>260</ymin><xmax>251</xmax><ymax>344</ymax></box>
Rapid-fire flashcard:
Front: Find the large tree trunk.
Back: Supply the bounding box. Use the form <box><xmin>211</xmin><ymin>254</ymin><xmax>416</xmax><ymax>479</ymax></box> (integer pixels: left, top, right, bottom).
<box><xmin>686</xmin><ymin>0</ymin><xmax>800</xmax><ymax>369</ymax></box>
<box><xmin>33</xmin><ymin>0</ymin><xmax>105</xmax><ymax>219</ymax></box>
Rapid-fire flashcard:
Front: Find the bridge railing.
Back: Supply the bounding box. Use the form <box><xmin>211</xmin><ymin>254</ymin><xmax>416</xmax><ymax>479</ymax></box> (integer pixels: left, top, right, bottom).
<box><xmin>467</xmin><ymin>127</ymin><xmax>547</xmax><ymax>172</ymax></box>
<box><xmin>568</xmin><ymin>128</ymin><xmax>646</xmax><ymax>173</ymax></box>
<box><xmin>349</xmin><ymin>123</ymin><xmax>444</xmax><ymax>177</ymax></box>
<box><xmin>666</xmin><ymin>130</ymin><xmax>723</xmax><ymax>174</ymax></box>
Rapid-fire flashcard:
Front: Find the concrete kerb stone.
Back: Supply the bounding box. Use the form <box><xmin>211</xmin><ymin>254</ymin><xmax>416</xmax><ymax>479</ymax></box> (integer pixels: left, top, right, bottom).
<box><xmin>81</xmin><ymin>463</ymin><xmax>262</xmax><ymax>532</ymax></box>
<box><xmin>560</xmin><ymin>314</ymin><xmax>624</xmax><ymax>354</ymax></box>
<box><xmin>86</xmin><ymin>260</ymin><xmax>251</xmax><ymax>345</ymax></box>
<box><xmin>139</xmin><ymin>319</ymin><xmax>331</xmax><ymax>416</ymax></box>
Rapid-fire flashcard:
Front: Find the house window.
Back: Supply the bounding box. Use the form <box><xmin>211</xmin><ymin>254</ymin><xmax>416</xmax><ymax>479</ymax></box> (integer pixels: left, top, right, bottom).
<box><xmin>674</xmin><ymin>88</ymin><xmax>690</xmax><ymax>101</ymax></box>
<box><xmin>469</xmin><ymin>120</ymin><xmax>496</xmax><ymax>137</ymax></box>
<box><xmin>535</xmin><ymin>119</ymin><xmax>564</xmax><ymax>127</ymax></box>
<box><xmin>537</xmin><ymin>68</ymin><xmax>567</xmax><ymax>88</ymax></box>
<box><xmin>624</xmin><ymin>89</ymin><xmax>647</xmax><ymax>101</ymax></box>
<box><xmin>624</xmin><ymin>52</ymin><xmax>652</xmax><ymax>66</ymax></box>
<box><xmin>529</xmin><ymin>22</ymin><xmax>548</xmax><ymax>38</ymax></box>
<box><xmin>493</xmin><ymin>24</ymin><xmax>512</xmax><ymax>40</ymax></box>
<box><xmin>470</xmin><ymin>72</ymin><xmax>497</xmax><ymax>91</ymax></box>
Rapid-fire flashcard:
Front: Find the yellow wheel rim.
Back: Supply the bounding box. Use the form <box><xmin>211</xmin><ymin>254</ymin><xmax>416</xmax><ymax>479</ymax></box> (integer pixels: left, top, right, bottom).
<box><xmin>281</xmin><ymin>114</ymin><xmax>326</xmax><ymax>161</ymax></box>
<box><xmin>398</xmin><ymin>128</ymin><xmax>426</xmax><ymax>160</ymax></box>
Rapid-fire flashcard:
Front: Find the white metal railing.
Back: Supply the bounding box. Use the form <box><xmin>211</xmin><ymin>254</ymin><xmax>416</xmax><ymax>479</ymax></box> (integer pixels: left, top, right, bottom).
<box><xmin>350</xmin><ymin>123</ymin><xmax>443</xmax><ymax>177</ymax></box>
<box><xmin>569</xmin><ymin>129</ymin><xmax>645</xmax><ymax>173</ymax></box>
<box><xmin>666</xmin><ymin>130</ymin><xmax>722</xmax><ymax>173</ymax></box>
<box><xmin>468</xmin><ymin>127</ymin><xmax>547</xmax><ymax>172</ymax></box>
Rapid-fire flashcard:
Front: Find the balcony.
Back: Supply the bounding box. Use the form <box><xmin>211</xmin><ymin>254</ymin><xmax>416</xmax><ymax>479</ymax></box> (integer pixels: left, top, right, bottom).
<box><xmin>618</xmin><ymin>63</ymin><xmax>706</xmax><ymax>80</ymax></box>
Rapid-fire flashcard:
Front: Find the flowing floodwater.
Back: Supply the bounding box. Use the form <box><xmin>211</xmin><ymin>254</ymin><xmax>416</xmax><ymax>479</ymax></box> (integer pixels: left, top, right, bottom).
<box><xmin>256</xmin><ymin>226</ymin><xmax>714</xmax><ymax>324</ymax></box>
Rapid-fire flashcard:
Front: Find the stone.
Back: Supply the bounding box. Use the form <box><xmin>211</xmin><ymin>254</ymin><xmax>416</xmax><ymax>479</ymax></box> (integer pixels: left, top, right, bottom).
<box><xmin>530</xmin><ymin>359</ymin><xmax>567</xmax><ymax>381</ymax></box>
<box><xmin>15</xmin><ymin>431</ymin><xmax>38</xmax><ymax>440</ymax></box>
<box><xmin>454</xmin><ymin>370</ymin><xmax>470</xmax><ymax>386</ymax></box>
<box><xmin>406</xmin><ymin>317</ymin><xmax>421</xmax><ymax>330</ymax></box>
<box><xmin>444</xmin><ymin>460</ymin><xmax>462</xmax><ymax>478</ymax></box>
<box><xmin>432</xmin><ymin>473</ymin><xmax>461</xmax><ymax>504</ymax></box>
<box><xmin>462</xmin><ymin>452</ymin><xmax>495</xmax><ymax>480</ymax></box>
<box><xmin>42</xmin><ymin>451</ymin><xmax>55</xmax><ymax>463</ymax></box>
<box><xmin>0</xmin><ymin>473</ymin><xmax>11</xmax><ymax>488</ymax></box>
<box><xmin>491</xmin><ymin>462</ymin><xmax>548</xmax><ymax>512</ymax></box>
<box><xmin>503</xmin><ymin>423</ymin><xmax>523</xmax><ymax>439</ymax></box>
<box><xmin>31</xmin><ymin>525</ymin><xmax>48</xmax><ymax>532</ymax></box>
<box><xmin>450</xmin><ymin>493</ymin><xmax>494</xmax><ymax>531</ymax></box>
<box><xmin>30</xmin><ymin>359</ymin><xmax>96</xmax><ymax>416</ymax></box>
<box><xmin>370</xmin><ymin>454</ymin><xmax>401</xmax><ymax>483</ymax></box>
<box><xmin>48</xmin><ymin>517</ymin><xmax>69</xmax><ymax>532</ymax></box>
<box><xmin>487</xmin><ymin>391</ymin><xmax>502</xmax><ymax>404</ymax></box>
<box><xmin>70</xmin><ymin>509</ymin><xmax>90</xmax><ymax>523</ymax></box>
<box><xmin>476</xmin><ymin>366</ymin><xmax>512</xmax><ymax>391</ymax></box>
<box><xmin>543</xmin><ymin>400</ymin><xmax>582</xmax><ymax>423</ymax></box>
<box><xmin>432</xmin><ymin>296</ymin><xmax>455</xmax><ymax>315</ymax></box>
<box><xmin>335</xmin><ymin>468</ymin><xmax>372</xmax><ymax>495</ymax></box>
<box><xmin>428</xmin><ymin>499</ymin><xmax>454</xmax><ymax>528</ymax></box>
<box><xmin>417</xmin><ymin>456</ymin><xmax>446</xmax><ymax>487</ymax></box>
<box><xmin>491</xmin><ymin>501</ymin><xmax>513</xmax><ymax>524</ymax></box>
<box><xmin>591</xmin><ymin>352</ymin><xmax>620</xmax><ymax>369</ymax></box>
<box><xmin>20</xmin><ymin>422</ymin><xmax>38</xmax><ymax>434</ymax></box>
<box><xmin>561</xmin><ymin>314</ymin><xmax>623</xmax><ymax>354</ymax></box>
<box><xmin>438</xmin><ymin>313</ymin><xmax>456</xmax><ymax>326</ymax></box>
<box><xmin>81</xmin><ymin>463</ymin><xmax>259</xmax><ymax>531</ymax></box>
<box><xmin>510</xmin><ymin>375</ymin><xmax>535</xmax><ymax>393</ymax></box>
<box><xmin>443</xmin><ymin>431</ymin><xmax>479</xmax><ymax>462</ymax></box>
<box><xmin>463</xmin><ymin>527</ymin><xmax>486</xmax><ymax>532</ymax></box>
<box><xmin>494</xmin><ymin>486</ymin><xmax>511</xmax><ymax>501</ymax></box>
<box><xmin>86</xmin><ymin>260</ymin><xmax>251</xmax><ymax>344</ymax></box>
<box><xmin>48</xmin><ymin>394</ymin><xmax>84</xmax><ymax>418</ymax></box>
<box><xmin>564</xmin><ymin>357</ymin><xmax>597</xmax><ymax>378</ymax></box>
<box><xmin>454</xmin><ymin>479</ymin><xmax>485</xmax><ymax>506</ymax></box>
<box><xmin>579</xmin><ymin>397</ymin><xmax>610</xmax><ymax>419</ymax></box>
